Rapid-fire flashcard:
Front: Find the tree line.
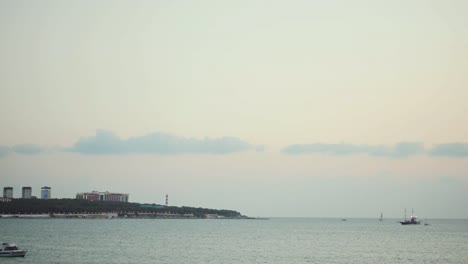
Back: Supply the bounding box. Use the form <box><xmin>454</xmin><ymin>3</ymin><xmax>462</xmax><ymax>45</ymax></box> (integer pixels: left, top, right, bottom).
<box><xmin>0</xmin><ymin>199</ymin><xmax>242</xmax><ymax>218</ymax></box>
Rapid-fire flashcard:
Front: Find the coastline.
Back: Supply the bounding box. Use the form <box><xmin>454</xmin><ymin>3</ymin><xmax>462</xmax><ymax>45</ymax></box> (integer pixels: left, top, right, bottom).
<box><xmin>0</xmin><ymin>213</ymin><xmax>260</xmax><ymax>219</ymax></box>
<box><xmin>0</xmin><ymin>198</ymin><xmax>250</xmax><ymax>219</ymax></box>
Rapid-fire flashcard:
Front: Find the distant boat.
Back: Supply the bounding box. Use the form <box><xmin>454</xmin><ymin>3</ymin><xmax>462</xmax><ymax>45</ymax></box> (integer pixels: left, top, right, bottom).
<box><xmin>342</xmin><ymin>218</ymin><xmax>347</xmax><ymax>221</ymax></box>
<box><xmin>400</xmin><ymin>208</ymin><xmax>420</xmax><ymax>225</ymax></box>
<box><xmin>379</xmin><ymin>212</ymin><xmax>383</xmax><ymax>221</ymax></box>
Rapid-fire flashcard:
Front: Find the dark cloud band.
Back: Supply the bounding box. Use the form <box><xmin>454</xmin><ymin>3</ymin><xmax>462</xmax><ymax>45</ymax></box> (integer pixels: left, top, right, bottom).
<box><xmin>428</xmin><ymin>143</ymin><xmax>468</xmax><ymax>157</ymax></box>
<box><xmin>1</xmin><ymin>135</ymin><xmax>468</xmax><ymax>158</ymax></box>
<box><xmin>12</xmin><ymin>144</ymin><xmax>45</xmax><ymax>155</ymax></box>
<box><xmin>67</xmin><ymin>130</ymin><xmax>257</xmax><ymax>155</ymax></box>
<box><xmin>282</xmin><ymin>142</ymin><xmax>424</xmax><ymax>158</ymax></box>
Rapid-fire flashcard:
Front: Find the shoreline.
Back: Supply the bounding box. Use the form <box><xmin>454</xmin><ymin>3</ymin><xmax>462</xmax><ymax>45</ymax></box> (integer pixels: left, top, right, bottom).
<box><xmin>0</xmin><ymin>213</ymin><xmax>263</xmax><ymax>220</ymax></box>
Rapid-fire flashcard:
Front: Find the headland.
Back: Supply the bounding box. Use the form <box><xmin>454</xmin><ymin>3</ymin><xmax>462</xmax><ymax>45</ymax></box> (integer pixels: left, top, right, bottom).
<box><xmin>0</xmin><ymin>199</ymin><xmax>249</xmax><ymax>219</ymax></box>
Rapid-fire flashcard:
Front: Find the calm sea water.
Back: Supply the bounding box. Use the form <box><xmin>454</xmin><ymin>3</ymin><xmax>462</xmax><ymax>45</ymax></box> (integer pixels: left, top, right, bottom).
<box><xmin>1</xmin><ymin>218</ymin><xmax>467</xmax><ymax>263</ymax></box>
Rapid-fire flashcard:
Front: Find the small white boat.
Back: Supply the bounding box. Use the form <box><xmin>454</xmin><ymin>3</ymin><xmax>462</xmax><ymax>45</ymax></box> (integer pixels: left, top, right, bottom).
<box><xmin>0</xmin><ymin>243</ymin><xmax>27</xmax><ymax>257</ymax></box>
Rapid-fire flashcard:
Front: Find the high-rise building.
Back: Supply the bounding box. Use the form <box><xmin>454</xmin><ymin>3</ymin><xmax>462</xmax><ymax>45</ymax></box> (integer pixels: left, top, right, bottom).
<box><xmin>3</xmin><ymin>187</ymin><xmax>13</xmax><ymax>199</ymax></box>
<box><xmin>22</xmin><ymin>187</ymin><xmax>32</xmax><ymax>199</ymax></box>
<box><xmin>41</xmin><ymin>186</ymin><xmax>51</xmax><ymax>199</ymax></box>
<box><xmin>76</xmin><ymin>191</ymin><xmax>129</xmax><ymax>202</ymax></box>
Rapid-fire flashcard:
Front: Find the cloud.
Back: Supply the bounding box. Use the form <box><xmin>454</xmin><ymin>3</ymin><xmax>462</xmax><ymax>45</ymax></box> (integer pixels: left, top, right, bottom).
<box><xmin>281</xmin><ymin>142</ymin><xmax>424</xmax><ymax>158</ymax></box>
<box><xmin>255</xmin><ymin>145</ymin><xmax>266</xmax><ymax>152</ymax></box>
<box><xmin>428</xmin><ymin>143</ymin><xmax>468</xmax><ymax>157</ymax></box>
<box><xmin>2</xmin><ymin>134</ymin><xmax>468</xmax><ymax>159</ymax></box>
<box><xmin>369</xmin><ymin>142</ymin><xmax>425</xmax><ymax>158</ymax></box>
<box><xmin>0</xmin><ymin>145</ymin><xmax>45</xmax><ymax>157</ymax></box>
<box><xmin>67</xmin><ymin>130</ymin><xmax>257</xmax><ymax>155</ymax></box>
<box><xmin>438</xmin><ymin>176</ymin><xmax>462</xmax><ymax>184</ymax></box>
<box><xmin>0</xmin><ymin>146</ymin><xmax>10</xmax><ymax>157</ymax></box>
<box><xmin>282</xmin><ymin>143</ymin><xmax>365</xmax><ymax>156</ymax></box>
<box><xmin>12</xmin><ymin>144</ymin><xmax>46</xmax><ymax>155</ymax></box>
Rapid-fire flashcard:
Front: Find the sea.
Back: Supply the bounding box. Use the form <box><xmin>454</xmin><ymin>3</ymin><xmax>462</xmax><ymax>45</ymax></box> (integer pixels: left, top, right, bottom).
<box><xmin>1</xmin><ymin>218</ymin><xmax>467</xmax><ymax>263</ymax></box>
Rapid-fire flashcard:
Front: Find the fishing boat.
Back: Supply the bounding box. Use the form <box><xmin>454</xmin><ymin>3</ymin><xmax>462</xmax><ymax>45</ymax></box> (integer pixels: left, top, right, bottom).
<box><xmin>0</xmin><ymin>243</ymin><xmax>27</xmax><ymax>257</ymax></box>
<box><xmin>400</xmin><ymin>208</ymin><xmax>420</xmax><ymax>225</ymax></box>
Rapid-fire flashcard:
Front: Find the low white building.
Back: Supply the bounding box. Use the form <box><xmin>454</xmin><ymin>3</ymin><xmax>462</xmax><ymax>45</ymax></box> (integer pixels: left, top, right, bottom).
<box><xmin>76</xmin><ymin>191</ymin><xmax>129</xmax><ymax>202</ymax></box>
<box><xmin>0</xmin><ymin>197</ymin><xmax>12</xmax><ymax>203</ymax></box>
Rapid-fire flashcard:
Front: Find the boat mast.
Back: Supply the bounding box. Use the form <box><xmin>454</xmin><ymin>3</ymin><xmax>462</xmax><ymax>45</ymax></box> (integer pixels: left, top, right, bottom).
<box><xmin>404</xmin><ymin>208</ymin><xmax>407</xmax><ymax>221</ymax></box>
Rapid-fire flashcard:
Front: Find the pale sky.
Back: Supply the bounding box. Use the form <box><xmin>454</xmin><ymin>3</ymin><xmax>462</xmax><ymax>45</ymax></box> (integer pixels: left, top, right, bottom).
<box><xmin>1</xmin><ymin>0</ymin><xmax>467</xmax><ymax>218</ymax></box>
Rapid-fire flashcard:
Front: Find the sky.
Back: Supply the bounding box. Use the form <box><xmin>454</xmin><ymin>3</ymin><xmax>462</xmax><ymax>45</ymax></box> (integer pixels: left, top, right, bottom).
<box><xmin>0</xmin><ymin>0</ymin><xmax>467</xmax><ymax>218</ymax></box>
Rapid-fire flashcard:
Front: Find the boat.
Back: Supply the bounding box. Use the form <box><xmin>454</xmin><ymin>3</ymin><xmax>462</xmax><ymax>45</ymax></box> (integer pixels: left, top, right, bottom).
<box><xmin>379</xmin><ymin>212</ymin><xmax>383</xmax><ymax>221</ymax></box>
<box><xmin>400</xmin><ymin>208</ymin><xmax>420</xmax><ymax>225</ymax></box>
<box><xmin>0</xmin><ymin>243</ymin><xmax>27</xmax><ymax>257</ymax></box>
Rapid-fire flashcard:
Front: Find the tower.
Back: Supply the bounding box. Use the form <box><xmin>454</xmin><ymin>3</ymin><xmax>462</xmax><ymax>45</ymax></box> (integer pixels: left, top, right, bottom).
<box><xmin>41</xmin><ymin>186</ymin><xmax>51</xmax><ymax>199</ymax></box>
<box><xmin>3</xmin><ymin>187</ymin><xmax>13</xmax><ymax>198</ymax></box>
<box><xmin>165</xmin><ymin>194</ymin><xmax>168</xmax><ymax>206</ymax></box>
<box><xmin>22</xmin><ymin>187</ymin><xmax>32</xmax><ymax>199</ymax></box>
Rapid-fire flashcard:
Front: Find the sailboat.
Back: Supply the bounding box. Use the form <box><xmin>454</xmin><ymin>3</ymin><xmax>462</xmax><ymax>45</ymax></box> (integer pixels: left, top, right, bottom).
<box><xmin>379</xmin><ymin>212</ymin><xmax>383</xmax><ymax>221</ymax></box>
<box><xmin>400</xmin><ymin>208</ymin><xmax>420</xmax><ymax>225</ymax></box>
